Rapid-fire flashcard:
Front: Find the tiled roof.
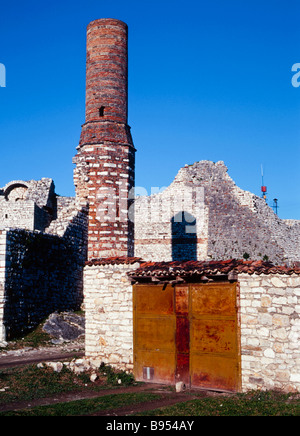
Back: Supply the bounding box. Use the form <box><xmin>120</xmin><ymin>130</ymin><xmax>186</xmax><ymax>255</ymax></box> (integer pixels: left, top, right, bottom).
<box><xmin>85</xmin><ymin>256</ymin><xmax>143</xmax><ymax>266</ymax></box>
<box><xmin>128</xmin><ymin>259</ymin><xmax>300</xmax><ymax>280</ymax></box>
<box><xmin>85</xmin><ymin>258</ymin><xmax>300</xmax><ymax>282</ymax></box>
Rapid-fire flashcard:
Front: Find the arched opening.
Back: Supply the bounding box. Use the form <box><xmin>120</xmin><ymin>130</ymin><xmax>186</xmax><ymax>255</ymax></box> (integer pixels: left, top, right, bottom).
<box><xmin>171</xmin><ymin>211</ymin><xmax>197</xmax><ymax>261</ymax></box>
<box><xmin>99</xmin><ymin>106</ymin><xmax>105</xmax><ymax>117</ymax></box>
<box><xmin>4</xmin><ymin>183</ymin><xmax>28</xmax><ymax>202</ymax></box>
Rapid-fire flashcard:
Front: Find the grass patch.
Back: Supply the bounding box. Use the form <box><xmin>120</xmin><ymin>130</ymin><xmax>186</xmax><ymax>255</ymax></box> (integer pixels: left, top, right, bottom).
<box><xmin>0</xmin><ymin>362</ymin><xmax>299</xmax><ymax>416</ymax></box>
<box><xmin>139</xmin><ymin>390</ymin><xmax>300</xmax><ymax>416</ymax></box>
<box><xmin>98</xmin><ymin>363</ymin><xmax>135</xmax><ymax>386</ymax></box>
<box><xmin>0</xmin><ymin>392</ymin><xmax>161</xmax><ymax>416</ymax></box>
<box><xmin>3</xmin><ymin>323</ymin><xmax>53</xmax><ymax>350</ymax></box>
<box><xmin>0</xmin><ymin>363</ymin><xmax>138</xmax><ymax>406</ymax></box>
<box><xmin>4</xmin><ymin>388</ymin><xmax>298</xmax><ymax>417</ymax></box>
<box><xmin>0</xmin><ymin>365</ymin><xmax>90</xmax><ymax>404</ymax></box>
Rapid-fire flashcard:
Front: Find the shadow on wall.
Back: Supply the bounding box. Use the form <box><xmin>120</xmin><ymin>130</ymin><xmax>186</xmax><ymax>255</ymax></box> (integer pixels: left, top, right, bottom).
<box><xmin>171</xmin><ymin>211</ymin><xmax>197</xmax><ymax>261</ymax></box>
<box><xmin>2</xmin><ymin>208</ymin><xmax>88</xmax><ymax>340</ymax></box>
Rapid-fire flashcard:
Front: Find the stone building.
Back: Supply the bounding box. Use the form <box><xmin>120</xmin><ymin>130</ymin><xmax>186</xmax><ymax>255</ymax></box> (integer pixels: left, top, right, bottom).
<box><xmin>0</xmin><ymin>179</ymin><xmax>88</xmax><ymax>341</ymax></box>
<box><xmin>79</xmin><ymin>19</ymin><xmax>300</xmax><ymax>393</ymax></box>
<box><xmin>0</xmin><ymin>18</ymin><xmax>299</xmax><ymax>393</ymax></box>
<box><xmin>84</xmin><ymin>258</ymin><xmax>300</xmax><ymax>392</ymax></box>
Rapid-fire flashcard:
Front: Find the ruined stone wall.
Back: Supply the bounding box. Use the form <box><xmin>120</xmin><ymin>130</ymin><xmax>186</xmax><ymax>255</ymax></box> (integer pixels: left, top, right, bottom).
<box><xmin>239</xmin><ymin>273</ymin><xmax>300</xmax><ymax>392</ymax></box>
<box><xmin>45</xmin><ymin>196</ymin><xmax>87</xmax><ymax>237</ymax></box>
<box><xmin>0</xmin><ymin>178</ymin><xmax>56</xmax><ymax>232</ymax></box>
<box><xmin>0</xmin><ymin>230</ymin><xmax>6</xmax><ymax>344</ymax></box>
<box><xmin>0</xmin><ymin>202</ymin><xmax>88</xmax><ymax>341</ymax></box>
<box><xmin>0</xmin><ymin>199</ymin><xmax>35</xmax><ymax>230</ymax></box>
<box><xmin>83</xmin><ymin>259</ymin><xmax>141</xmax><ymax>370</ymax></box>
<box><xmin>134</xmin><ymin>161</ymin><xmax>300</xmax><ymax>264</ymax></box>
<box><xmin>134</xmin><ymin>182</ymin><xmax>209</xmax><ymax>262</ymax></box>
<box><xmin>0</xmin><ymin>200</ymin><xmax>51</xmax><ymax>232</ymax></box>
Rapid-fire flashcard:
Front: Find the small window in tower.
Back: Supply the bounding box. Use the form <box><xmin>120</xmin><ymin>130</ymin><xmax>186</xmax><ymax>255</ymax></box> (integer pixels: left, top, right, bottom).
<box><xmin>99</xmin><ymin>106</ymin><xmax>105</xmax><ymax>117</ymax></box>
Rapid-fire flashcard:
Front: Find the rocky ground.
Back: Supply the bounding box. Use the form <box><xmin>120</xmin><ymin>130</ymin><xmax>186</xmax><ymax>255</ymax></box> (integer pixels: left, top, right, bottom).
<box><xmin>0</xmin><ymin>312</ymin><xmax>85</xmax><ymax>369</ymax></box>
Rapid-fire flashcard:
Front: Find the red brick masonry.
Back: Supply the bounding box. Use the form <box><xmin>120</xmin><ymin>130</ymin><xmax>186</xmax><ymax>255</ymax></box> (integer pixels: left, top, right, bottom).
<box><xmin>75</xmin><ymin>19</ymin><xmax>136</xmax><ymax>260</ymax></box>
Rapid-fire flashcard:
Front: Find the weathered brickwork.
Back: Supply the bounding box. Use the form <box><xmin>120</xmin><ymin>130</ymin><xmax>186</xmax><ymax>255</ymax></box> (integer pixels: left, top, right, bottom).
<box><xmin>74</xmin><ymin>19</ymin><xmax>136</xmax><ymax>260</ymax></box>
<box><xmin>135</xmin><ymin>160</ymin><xmax>300</xmax><ymax>264</ymax></box>
<box><xmin>239</xmin><ymin>273</ymin><xmax>300</xmax><ymax>392</ymax></box>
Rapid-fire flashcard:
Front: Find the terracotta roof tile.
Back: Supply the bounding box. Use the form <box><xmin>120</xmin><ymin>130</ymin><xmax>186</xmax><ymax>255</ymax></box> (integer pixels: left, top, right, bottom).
<box><xmin>128</xmin><ymin>259</ymin><xmax>300</xmax><ymax>279</ymax></box>
<box><xmin>85</xmin><ymin>256</ymin><xmax>143</xmax><ymax>266</ymax></box>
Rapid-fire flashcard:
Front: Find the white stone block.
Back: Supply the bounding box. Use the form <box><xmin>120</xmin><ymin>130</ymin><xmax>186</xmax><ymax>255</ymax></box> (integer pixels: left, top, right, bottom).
<box><xmin>264</xmin><ymin>348</ymin><xmax>275</xmax><ymax>359</ymax></box>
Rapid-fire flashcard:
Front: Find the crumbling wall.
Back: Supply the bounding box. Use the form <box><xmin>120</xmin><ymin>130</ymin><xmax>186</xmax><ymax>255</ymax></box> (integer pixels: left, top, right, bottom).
<box><xmin>45</xmin><ymin>197</ymin><xmax>85</xmax><ymax>236</ymax></box>
<box><xmin>0</xmin><ymin>178</ymin><xmax>56</xmax><ymax>232</ymax></box>
<box><xmin>0</xmin><ymin>230</ymin><xmax>6</xmax><ymax>344</ymax></box>
<box><xmin>0</xmin><ymin>203</ymin><xmax>88</xmax><ymax>340</ymax></box>
<box><xmin>134</xmin><ymin>181</ymin><xmax>209</xmax><ymax>262</ymax></box>
<box><xmin>134</xmin><ymin>161</ymin><xmax>300</xmax><ymax>264</ymax></box>
<box><xmin>0</xmin><ymin>199</ymin><xmax>36</xmax><ymax>230</ymax></box>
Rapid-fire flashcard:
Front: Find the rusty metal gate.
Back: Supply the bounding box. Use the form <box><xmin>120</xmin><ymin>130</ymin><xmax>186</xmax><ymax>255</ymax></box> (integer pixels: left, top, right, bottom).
<box><xmin>133</xmin><ymin>282</ymin><xmax>241</xmax><ymax>392</ymax></box>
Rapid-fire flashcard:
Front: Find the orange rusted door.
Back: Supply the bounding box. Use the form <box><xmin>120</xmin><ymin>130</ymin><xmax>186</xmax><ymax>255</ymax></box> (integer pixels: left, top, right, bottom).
<box><xmin>133</xmin><ymin>282</ymin><xmax>241</xmax><ymax>392</ymax></box>
<box><xmin>133</xmin><ymin>284</ymin><xmax>176</xmax><ymax>385</ymax></box>
<box><xmin>175</xmin><ymin>285</ymin><xmax>190</xmax><ymax>386</ymax></box>
<box><xmin>190</xmin><ymin>282</ymin><xmax>241</xmax><ymax>392</ymax></box>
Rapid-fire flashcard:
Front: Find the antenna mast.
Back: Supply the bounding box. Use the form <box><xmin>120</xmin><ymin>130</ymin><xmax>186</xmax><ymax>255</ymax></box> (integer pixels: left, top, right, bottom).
<box><xmin>261</xmin><ymin>164</ymin><xmax>267</xmax><ymax>201</ymax></box>
<box><xmin>272</xmin><ymin>198</ymin><xmax>279</xmax><ymax>215</ymax></box>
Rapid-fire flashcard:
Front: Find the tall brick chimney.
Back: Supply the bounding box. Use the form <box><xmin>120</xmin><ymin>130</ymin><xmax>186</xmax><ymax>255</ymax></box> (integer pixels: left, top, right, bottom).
<box><xmin>74</xmin><ymin>19</ymin><xmax>135</xmax><ymax>259</ymax></box>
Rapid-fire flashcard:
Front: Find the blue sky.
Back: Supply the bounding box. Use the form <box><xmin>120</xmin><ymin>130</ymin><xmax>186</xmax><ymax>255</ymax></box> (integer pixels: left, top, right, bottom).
<box><xmin>0</xmin><ymin>0</ymin><xmax>299</xmax><ymax>219</ymax></box>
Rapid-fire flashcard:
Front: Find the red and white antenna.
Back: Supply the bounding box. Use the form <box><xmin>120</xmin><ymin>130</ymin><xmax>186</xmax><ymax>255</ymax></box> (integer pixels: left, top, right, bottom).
<box><xmin>261</xmin><ymin>164</ymin><xmax>267</xmax><ymax>201</ymax></box>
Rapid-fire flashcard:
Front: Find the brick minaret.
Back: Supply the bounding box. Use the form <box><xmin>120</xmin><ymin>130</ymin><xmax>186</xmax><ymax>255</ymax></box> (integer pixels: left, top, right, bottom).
<box><xmin>74</xmin><ymin>19</ymin><xmax>135</xmax><ymax>259</ymax></box>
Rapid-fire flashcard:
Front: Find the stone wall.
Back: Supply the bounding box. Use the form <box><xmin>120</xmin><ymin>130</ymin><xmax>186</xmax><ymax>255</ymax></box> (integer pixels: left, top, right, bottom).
<box><xmin>0</xmin><ymin>202</ymin><xmax>88</xmax><ymax>341</ymax></box>
<box><xmin>83</xmin><ymin>259</ymin><xmax>141</xmax><ymax>370</ymax></box>
<box><xmin>0</xmin><ymin>199</ymin><xmax>52</xmax><ymax>232</ymax></box>
<box><xmin>134</xmin><ymin>161</ymin><xmax>300</xmax><ymax>265</ymax></box>
<box><xmin>134</xmin><ymin>183</ymin><xmax>208</xmax><ymax>262</ymax></box>
<box><xmin>82</xmin><ymin>262</ymin><xmax>300</xmax><ymax>393</ymax></box>
<box><xmin>0</xmin><ymin>199</ymin><xmax>35</xmax><ymax>230</ymax></box>
<box><xmin>239</xmin><ymin>273</ymin><xmax>300</xmax><ymax>392</ymax></box>
<box><xmin>45</xmin><ymin>196</ymin><xmax>87</xmax><ymax>237</ymax></box>
<box><xmin>0</xmin><ymin>230</ymin><xmax>6</xmax><ymax>344</ymax></box>
<box><xmin>0</xmin><ymin>179</ymin><xmax>56</xmax><ymax>232</ymax></box>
